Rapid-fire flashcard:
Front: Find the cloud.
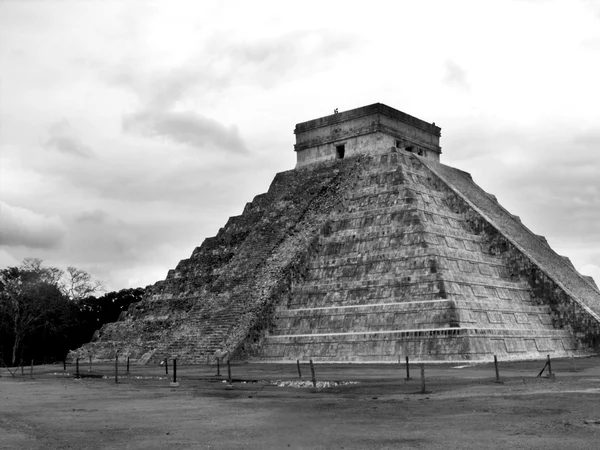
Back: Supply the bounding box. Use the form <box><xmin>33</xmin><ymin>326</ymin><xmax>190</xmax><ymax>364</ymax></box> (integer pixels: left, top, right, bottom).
<box><xmin>107</xmin><ymin>29</ymin><xmax>355</xmax><ymax>104</ymax></box>
<box><xmin>106</xmin><ymin>29</ymin><xmax>355</xmax><ymax>154</ymax></box>
<box><xmin>581</xmin><ymin>0</ymin><xmax>600</xmax><ymax>19</ymax></box>
<box><xmin>122</xmin><ymin>110</ymin><xmax>247</xmax><ymax>153</ymax></box>
<box><xmin>0</xmin><ymin>201</ymin><xmax>66</xmax><ymax>249</ymax></box>
<box><xmin>443</xmin><ymin>60</ymin><xmax>470</xmax><ymax>90</ymax></box>
<box><xmin>217</xmin><ymin>30</ymin><xmax>355</xmax><ymax>87</ymax></box>
<box><xmin>44</xmin><ymin>119</ymin><xmax>93</xmax><ymax>158</ymax></box>
<box><xmin>75</xmin><ymin>209</ymin><xmax>108</xmax><ymax>224</ymax></box>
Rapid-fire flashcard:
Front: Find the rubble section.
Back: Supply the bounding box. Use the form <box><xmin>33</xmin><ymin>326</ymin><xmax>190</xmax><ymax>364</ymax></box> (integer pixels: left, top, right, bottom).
<box><xmin>77</xmin><ymin>158</ymin><xmax>363</xmax><ymax>363</ymax></box>
<box><xmin>256</xmin><ymin>151</ymin><xmax>599</xmax><ymax>362</ymax></box>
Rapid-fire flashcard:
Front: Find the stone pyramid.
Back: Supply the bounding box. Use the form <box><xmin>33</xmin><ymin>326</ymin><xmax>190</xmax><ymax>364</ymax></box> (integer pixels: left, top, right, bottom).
<box><xmin>80</xmin><ymin>103</ymin><xmax>600</xmax><ymax>363</ymax></box>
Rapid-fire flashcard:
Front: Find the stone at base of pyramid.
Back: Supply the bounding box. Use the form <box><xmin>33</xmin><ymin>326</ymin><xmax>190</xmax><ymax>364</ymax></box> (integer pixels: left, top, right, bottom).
<box><xmin>73</xmin><ymin>103</ymin><xmax>600</xmax><ymax>364</ymax></box>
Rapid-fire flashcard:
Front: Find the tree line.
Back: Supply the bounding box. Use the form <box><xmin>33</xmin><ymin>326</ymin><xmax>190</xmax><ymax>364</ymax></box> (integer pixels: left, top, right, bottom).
<box><xmin>0</xmin><ymin>258</ymin><xmax>144</xmax><ymax>366</ymax></box>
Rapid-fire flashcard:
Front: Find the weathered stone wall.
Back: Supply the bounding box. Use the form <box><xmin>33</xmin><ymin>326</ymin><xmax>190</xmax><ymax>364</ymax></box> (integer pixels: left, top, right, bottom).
<box><xmin>420</xmin><ymin>157</ymin><xmax>600</xmax><ymax>352</ymax></box>
<box><xmin>254</xmin><ymin>150</ymin><xmax>595</xmax><ymax>362</ymax></box>
<box><xmin>74</xmin><ymin>141</ymin><xmax>600</xmax><ymax>364</ymax></box>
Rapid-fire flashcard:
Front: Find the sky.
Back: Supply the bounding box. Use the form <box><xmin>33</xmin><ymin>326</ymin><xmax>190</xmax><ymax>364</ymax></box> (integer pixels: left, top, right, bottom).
<box><xmin>1</xmin><ymin>0</ymin><xmax>599</xmax><ymax>292</ymax></box>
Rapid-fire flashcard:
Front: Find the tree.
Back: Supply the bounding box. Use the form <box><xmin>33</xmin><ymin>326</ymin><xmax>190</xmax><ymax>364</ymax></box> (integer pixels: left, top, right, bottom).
<box><xmin>0</xmin><ymin>258</ymin><xmax>106</xmax><ymax>365</ymax></box>
<box><xmin>71</xmin><ymin>287</ymin><xmax>145</xmax><ymax>346</ymax></box>
<box><xmin>61</xmin><ymin>266</ymin><xmax>105</xmax><ymax>301</ymax></box>
<box><xmin>0</xmin><ymin>265</ymin><xmax>70</xmax><ymax>364</ymax></box>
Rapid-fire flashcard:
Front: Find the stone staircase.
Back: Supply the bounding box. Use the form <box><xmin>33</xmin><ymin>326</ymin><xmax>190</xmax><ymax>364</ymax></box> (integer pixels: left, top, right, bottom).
<box><xmin>80</xmin><ymin>158</ymin><xmax>363</xmax><ymax>362</ymax></box>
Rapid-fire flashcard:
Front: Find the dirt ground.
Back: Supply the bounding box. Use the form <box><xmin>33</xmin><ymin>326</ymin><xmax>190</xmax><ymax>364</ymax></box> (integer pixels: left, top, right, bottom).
<box><xmin>2</xmin><ymin>357</ymin><xmax>600</xmax><ymax>449</ymax></box>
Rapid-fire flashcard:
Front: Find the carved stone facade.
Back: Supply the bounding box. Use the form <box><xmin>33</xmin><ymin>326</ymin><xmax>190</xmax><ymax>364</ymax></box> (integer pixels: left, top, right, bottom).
<box><xmin>295</xmin><ymin>103</ymin><xmax>441</xmax><ymax>168</ymax></box>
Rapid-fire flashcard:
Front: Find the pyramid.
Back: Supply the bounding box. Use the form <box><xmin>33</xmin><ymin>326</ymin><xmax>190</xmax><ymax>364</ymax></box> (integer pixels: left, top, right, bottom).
<box><xmin>79</xmin><ymin>103</ymin><xmax>600</xmax><ymax>363</ymax></box>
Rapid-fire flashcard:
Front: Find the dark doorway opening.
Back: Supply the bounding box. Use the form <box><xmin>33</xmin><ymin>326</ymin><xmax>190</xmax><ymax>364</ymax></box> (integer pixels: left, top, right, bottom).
<box><xmin>336</xmin><ymin>144</ymin><xmax>345</xmax><ymax>159</ymax></box>
<box><xmin>406</xmin><ymin>146</ymin><xmax>414</xmax><ymax>153</ymax></box>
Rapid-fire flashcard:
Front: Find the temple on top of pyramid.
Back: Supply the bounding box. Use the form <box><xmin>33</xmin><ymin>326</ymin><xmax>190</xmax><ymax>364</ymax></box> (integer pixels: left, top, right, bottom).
<box><xmin>294</xmin><ymin>103</ymin><xmax>442</xmax><ymax>168</ymax></box>
<box><xmin>73</xmin><ymin>103</ymin><xmax>600</xmax><ymax>364</ymax></box>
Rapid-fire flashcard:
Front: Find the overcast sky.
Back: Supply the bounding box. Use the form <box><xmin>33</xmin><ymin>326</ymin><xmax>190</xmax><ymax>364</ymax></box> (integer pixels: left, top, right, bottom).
<box><xmin>1</xmin><ymin>0</ymin><xmax>599</xmax><ymax>292</ymax></box>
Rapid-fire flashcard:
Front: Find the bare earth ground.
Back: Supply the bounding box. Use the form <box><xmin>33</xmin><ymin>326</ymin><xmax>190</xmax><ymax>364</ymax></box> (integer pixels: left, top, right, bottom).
<box><xmin>2</xmin><ymin>358</ymin><xmax>600</xmax><ymax>449</ymax></box>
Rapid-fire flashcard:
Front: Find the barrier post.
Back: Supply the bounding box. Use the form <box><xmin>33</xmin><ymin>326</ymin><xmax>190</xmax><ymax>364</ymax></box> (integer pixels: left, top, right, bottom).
<box><xmin>297</xmin><ymin>359</ymin><xmax>302</xmax><ymax>379</ymax></box>
<box><xmin>76</xmin><ymin>358</ymin><xmax>80</xmax><ymax>379</ymax></box>
<box><xmin>114</xmin><ymin>351</ymin><xmax>119</xmax><ymax>384</ymax></box>
<box><xmin>309</xmin><ymin>359</ymin><xmax>317</xmax><ymax>388</ymax></box>
<box><xmin>227</xmin><ymin>360</ymin><xmax>232</xmax><ymax>384</ymax></box>
<box><xmin>547</xmin><ymin>355</ymin><xmax>554</xmax><ymax>379</ymax></box>
<box><xmin>420</xmin><ymin>364</ymin><xmax>426</xmax><ymax>394</ymax></box>
<box><xmin>405</xmin><ymin>356</ymin><xmax>411</xmax><ymax>380</ymax></box>
<box><xmin>494</xmin><ymin>355</ymin><xmax>500</xmax><ymax>383</ymax></box>
<box><xmin>170</xmin><ymin>358</ymin><xmax>179</xmax><ymax>387</ymax></box>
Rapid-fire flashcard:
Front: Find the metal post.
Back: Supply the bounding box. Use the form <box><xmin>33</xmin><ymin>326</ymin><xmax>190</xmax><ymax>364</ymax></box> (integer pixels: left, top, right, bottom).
<box><xmin>405</xmin><ymin>356</ymin><xmax>411</xmax><ymax>380</ymax></box>
<box><xmin>89</xmin><ymin>356</ymin><xmax>92</xmax><ymax>372</ymax></box>
<box><xmin>76</xmin><ymin>358</ymin><xmax>80</xmax><ymax>379</ymax></box>
<box><xmin>309</xmin><ymin>359</ymin><xmax>316</xmax><ymax>388</ymax></box>
<box><xmin>297</xmin><ymin>359</ymin><xmax>302</xmax><ymax>379</ymax></box>
<box><xmin>115</xmin><ymin>351</ymin><xmax>119</xmax><ymax>384</ymax></box>
<box><xmin>494</xmin><ymin>355</ymin><xmax>500</xmax><ymax>383</ymax></box>
<box><xmin>547</xmin><ymin>355</ymin><xmax>553</xmax><ymax>378</ymax></box>
<box><xmin>217</xmin><ymin>358</ymin><xmax>221</xmax><ymax>376</ymax></box>
<box><xmin>173</xmin><ymin>359</ymin><xmax>177</xmax><ymax>383</ymax></box>
<box><xmin>227</xmin><ymin>360</ymin><xmax>232</xmax><ymax>383</ymax></box>
<box><xmin>164</xmin><ymin>358</ymin><xmax>168</xmax><ymax>375</ymax></box>
<box><xmin>420</xmin><ymin>363</ymin><xmax>426</xmax><ymax>394</ymax></box>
